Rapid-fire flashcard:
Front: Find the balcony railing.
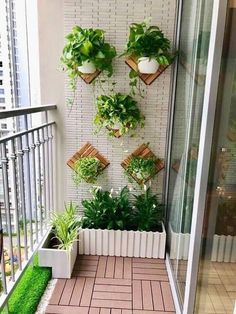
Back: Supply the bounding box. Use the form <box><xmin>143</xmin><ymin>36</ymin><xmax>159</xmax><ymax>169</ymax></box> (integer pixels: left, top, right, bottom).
<box><xmin>0</xmin><ymin>105</ymin><xmax>57</xmax><ymax>309</ymax></box>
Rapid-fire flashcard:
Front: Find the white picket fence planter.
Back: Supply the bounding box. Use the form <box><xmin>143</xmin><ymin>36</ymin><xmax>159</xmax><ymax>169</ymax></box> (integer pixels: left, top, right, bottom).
<box><xmin>38</xmin><ymin>231</ymin><xmax>78</xmax><ymax>278</ymax></box>
<box><xmin>168</xmin><ymin>223</ymin><xmax>190</xmax><ymax>260</ymax></box>
<box><xmin>211</xmin><ymin>234</ymin><xmax>236</xmax><ymax>262</ymax></box>
<box><xmin>79</xmin><ymin>224</ymin><xmax>166</xmax><ymax>259</ymax></box>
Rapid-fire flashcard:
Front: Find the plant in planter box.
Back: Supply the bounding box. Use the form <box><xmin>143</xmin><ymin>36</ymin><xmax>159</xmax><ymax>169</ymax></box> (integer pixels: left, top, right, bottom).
<box><xmin>82</xmin><ymin>186</ymin><xmax>134</xmax><ymax>230</ymax></box>
<box><xmin>122</xmin><ymin>21</ymin><xmax>175</xmax><ymax>74</ymax></box>
<box><xmin>61</xmin><ymin>26</ymin><xmax>116</xmax><ymax>105</ymax></box>
<box><xmin>133</xmin><ymin>187</ymin><xmax>164</xmax><ymax>232</ymax></box>
<box><xmin>94</xmin><ymin>93</ymin><xmax>145</xmax><ymax>137</ymax></box>
<box><xmin>38</xmin><ymin>202</ymin><xmax>81</xmax><ymax>278</ymax></box>
<box><xmin>125</xmin><ymin>156</ymin><xmax>157</xmax><ymax>185</ymax></box>
<box><xmin>73</xmin><ymin>156</ymin><xmax>103</xmax><ymax>185</ymax></box>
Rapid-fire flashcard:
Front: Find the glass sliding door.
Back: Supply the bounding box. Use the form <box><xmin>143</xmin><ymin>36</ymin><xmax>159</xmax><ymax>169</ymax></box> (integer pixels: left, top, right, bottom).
<box><xmin>166</xmin><ymin>0</ymin><xmax>214</xmax><ymax>308</ymax></box>
<box><xmin>195</xmin><ymin>1</ymin><xmax>236</xmax><ymax>313</ymax></box>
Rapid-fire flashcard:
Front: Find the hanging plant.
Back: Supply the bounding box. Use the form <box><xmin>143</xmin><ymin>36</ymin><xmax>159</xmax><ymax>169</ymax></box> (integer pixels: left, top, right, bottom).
<box><xmin>121</xmin><ymin>21</ymin><xmax>176</xmax><ymax>93</ymax></box>
<box><xmin>125</xmin><ymin>156</ymin><xmax>157</xmax><ymax>185</ymax></box>
<box><xmin>61</xmin><ymin>26</ymin><xmax>117</xmax><ymax>105</ymax></box>
<box><xmin>94</xmin><ymin>93</ymin><xmax>145</xmax><ymax>137</ymax></box>
<box><xmin>73</xmin><ymin>157</ymin><xmax>103</xmax><ymax>185</ymax></box>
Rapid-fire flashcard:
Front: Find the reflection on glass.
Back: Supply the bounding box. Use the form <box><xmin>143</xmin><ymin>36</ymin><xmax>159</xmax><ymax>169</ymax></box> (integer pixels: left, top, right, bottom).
<box><xmin>166</xmin><ymin>0</ymin><xmax>213</xmax><ymax>306</ymax></box>
<box><xmin>195</xmin><ymin>2</ymin><xmax>236</xmax><ymax>313</ymax></box>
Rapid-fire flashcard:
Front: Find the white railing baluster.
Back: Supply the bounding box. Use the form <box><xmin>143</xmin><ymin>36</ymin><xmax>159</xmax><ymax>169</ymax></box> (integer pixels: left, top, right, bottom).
<box><xmin>49</xmin><ymin>124</ymin><xmax>54</xmax><ymax>211</ymax></box>
<box><xmin>35</xmin><ymin>129</ymin><xmax>43</xmax><ymax>236</ymax></box>
<box><xmin>30</xmin><ymin>131</ymin><xmax>38</xmax><ymax>243</ymax></box>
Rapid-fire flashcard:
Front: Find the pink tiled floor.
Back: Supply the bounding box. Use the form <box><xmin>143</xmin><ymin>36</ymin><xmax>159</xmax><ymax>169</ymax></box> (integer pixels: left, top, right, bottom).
<box><xmin>46</xmin><ymin>255</ymin><xmax>176</xmax><ymax>313</ymax></box>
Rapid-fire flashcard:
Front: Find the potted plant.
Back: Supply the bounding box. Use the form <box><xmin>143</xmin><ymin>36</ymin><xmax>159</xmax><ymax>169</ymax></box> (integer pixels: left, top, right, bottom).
<box><xmin>61</xmin><ymin>26</ymin><xmax>116</xmax><ymax>100</ymax></box>
<box><xmin>38</xmin><ymin>202</ymin><xmax>81</xmax><ymax>278</ymax></box>
<box><xmin>73</xmin><ymin>156</ymin><xmax>103</xmax><ymax>185</ymax></box>
<box><xmin>122</xmin><ymin>21</ymin><xmax>174</xmax><ymax>74</ymax></box>
<box><xmin>94</xmin><ymin>93</ymin><xmax>145</xmax><ymax>137</ymax></box>
<box><xmin>125</xmin><ymin>156</ymin><xmax>157</xmax><ymax>185</ymax></box>
<box><xmin>80</xmin><ymin>186</ymin><xmax>166</xmax><ymax>258</ymax></box>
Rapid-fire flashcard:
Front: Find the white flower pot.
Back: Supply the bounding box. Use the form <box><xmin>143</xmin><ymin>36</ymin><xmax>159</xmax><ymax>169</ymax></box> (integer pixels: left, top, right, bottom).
<box><xmin>38</xmin><ymin>231</ymin><xmax>77</xmax><ymax>278</ymax></box>
<box><xmin>78</xmin><ymin>60</ymin><xmax>96</xmax><ymax>74</ymax></box>
<box><xmin>138</xmin><ymin>57</ymin><xmax>159</xmax><ymax>74</ymax></box>
<box><xmin>79</xmin><ymin>223</ymin><xmax>166</xmax><ymax>259</ymax></box>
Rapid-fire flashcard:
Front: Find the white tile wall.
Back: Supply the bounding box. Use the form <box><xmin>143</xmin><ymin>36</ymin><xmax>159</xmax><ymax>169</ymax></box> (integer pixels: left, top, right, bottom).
<box><xmin>63</xmin><ymin>0</ymin><xmax>176</xmax><ymax>211</ymax></box>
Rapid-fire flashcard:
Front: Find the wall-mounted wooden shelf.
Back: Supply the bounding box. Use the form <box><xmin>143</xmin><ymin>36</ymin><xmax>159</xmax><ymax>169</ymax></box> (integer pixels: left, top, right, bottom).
<box><xmin>125</xmin><ymin>57</ymin><xmax>170</xmax><ymax>85</ymax></box>
<box><xmin>121</xmin><ymin>143</ymin><xmax>164</xmax><ymax>184</ymax></box>
<box><xmin>106</xmin><ymin>126</ymin><xmax>122</xmax><ymax>138</ymax></box>
<box><xmin>67</xmin><ymin>142</ymin><xmax>110</xmax><ymax>171</ymax></box>
<box><xmin>80</xmin><ymin>70</ymin><xmax>101</xmax><ymax>84</ymax></box>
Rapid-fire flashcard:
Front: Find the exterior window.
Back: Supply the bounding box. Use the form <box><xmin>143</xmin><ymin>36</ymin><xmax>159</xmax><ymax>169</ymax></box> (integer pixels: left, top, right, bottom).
<box><xmin>0</xmin><ymin>89</ymin><xmax>4</xmax><ymax>94</ymax></box>
<box><xmin>0</xmin><ymin>61</ymin><xmax>2</xmax><ymax>67</ymax></box>
<box><xmin>0</xmin><ymin>70</ymin><xmax>3</xmax><ymax>76</ymax></box>
<box><xmin>0</xmin><ymin>98</ymin><xmax>5</xmax><ymax>103</ymax></box>
<box><xmin>0</xmin><ymin>80</ymin><xmax>2</xmax><ymax>85</ymax></box>
<box><xmin>1</xmin><ymin>123</ymin><xmax>7</xmax><ymax>129</ymax></box>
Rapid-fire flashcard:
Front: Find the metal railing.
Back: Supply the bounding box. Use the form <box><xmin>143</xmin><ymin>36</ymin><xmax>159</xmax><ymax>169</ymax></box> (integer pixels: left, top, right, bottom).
<box><xmin>0</xmin><ymin>105</ymin><xmax>56</xmax><ymax>309</ymax></box>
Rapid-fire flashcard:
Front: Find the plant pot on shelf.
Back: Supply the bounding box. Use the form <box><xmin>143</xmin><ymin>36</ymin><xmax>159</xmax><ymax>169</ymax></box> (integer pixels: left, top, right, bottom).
<box><xmin>79</xmin><ymin>223</ymin><xmax>166</xmax><ymax>259</ymax></box>
<box><xmin>138</xmin><ymin>57</ymin><xmax>159</xmax><ymax>74</ymax></box>
<box><xmin>38</xmin><ymin>231</ymin><xmax>78</xmax><ymax>278</ymax></box>
<box><xmin>78</xmin><ymin>60</ymin><xmax>96</xmax><ymax>74</ymax></box>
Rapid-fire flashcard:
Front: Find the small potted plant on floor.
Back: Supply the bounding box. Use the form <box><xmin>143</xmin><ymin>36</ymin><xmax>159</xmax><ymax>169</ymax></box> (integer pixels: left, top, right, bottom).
<box><xmin>94</xmin><ymin>93</ymin><xmax>145</xmax><ymax>137</ymax></box>
<box><xmin>122</xmin><ymin>21</ymin><xmax>175</xmax><ymax>74</ymax></box>
<box><xmin>38</xmin><ymin>202</ymin><xmax>81</xmax><ymax>278</ymax></box>
<box><xmin>125</xmin><ymin>156</ymin><xmax>157</xmax><ymax>185</ymax></box>
<box><xmin>80</xmin><ymin>186</ymin><xmax>166</xmax><ymax>258</ymax></box>
<box><xmin>61</xmin><ymin>26</ymin><xmax>116</xmax><ymax>98</ymax></box>
<box><xmin>73</xmin><ymin>156</ymin><xmax>103</xmax><ymax>185</ymax></box>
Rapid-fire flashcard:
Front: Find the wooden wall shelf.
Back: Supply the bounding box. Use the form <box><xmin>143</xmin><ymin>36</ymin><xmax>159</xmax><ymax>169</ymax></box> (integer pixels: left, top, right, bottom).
<box><xmin>125</xmin><ymin>57</ymin><xmax>170</xmax><ymax>85</ymax></box>
<box><xmin>80</xmin><ymin>70</ymin><xmax>101</xmax><ymax>84</ymax></box>
<box><xmin>121</xmin><ymin>143</ymin><xmax>164</xmax><ymax>184</ymax></box>
<box><xmin>67</xmin><ymin>142</ymin><xmax>110</xmax><ymax>171</ymax></box>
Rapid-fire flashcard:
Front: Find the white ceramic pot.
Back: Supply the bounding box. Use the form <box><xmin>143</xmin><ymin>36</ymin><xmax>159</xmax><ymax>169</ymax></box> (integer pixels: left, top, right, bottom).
<box><xmin>138</xmin><ymin>57</ymin><xmax>159</xmax><ymax>74</ymax></box>
<box><xmin>78</xmin><ymin>60</ymin><xmax>96</xmax><ymax>74</ymax></box>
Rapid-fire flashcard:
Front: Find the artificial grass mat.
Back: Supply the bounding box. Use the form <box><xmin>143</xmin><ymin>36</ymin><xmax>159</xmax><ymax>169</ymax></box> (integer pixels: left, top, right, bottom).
<box><xmin>3</xmin><ymin>255</ymin><xmax>51</xmax><ymax>314</ymax></box>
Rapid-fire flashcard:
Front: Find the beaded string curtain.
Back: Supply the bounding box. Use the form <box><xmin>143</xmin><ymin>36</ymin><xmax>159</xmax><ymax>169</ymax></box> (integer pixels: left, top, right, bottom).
<box><xmin>63</xmin><ymin>0</ymin><xmax>176</xmax><ymax>210</ymax></box>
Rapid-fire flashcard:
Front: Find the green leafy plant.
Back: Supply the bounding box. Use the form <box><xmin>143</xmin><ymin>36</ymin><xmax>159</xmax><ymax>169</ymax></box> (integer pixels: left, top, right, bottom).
<box><xmin>51</xmin><ymin>202</ymin><xmax>81</xmax><ymax>251</ymax></box>
<box><xmin>82</xmin><ymin>187</ymin><xmax>134</xmax><ymax>230</ymax></box>
<box><xmin>133</xmin><ymin>187</ymin><xmax>164</xmax><ymax>231</ymax></box>
<box><xmin>61</xmin><ymin>26</ymin><xmax>116</xmax><ymax>104</ymax></box>
<box><xmin>94</xmin><ymin>93</ymin><xmax>145</xmax><ymax>137</ymax></box>
<box><xmin>122</xmin><ymin>21</ymin><xmax>174</xmax><ymax>64</ymax></box>
<box><xmin>73</xmin><ymin>157</ymin><xmax>103</xmax><ymax>185</ymax></box>
<box><xmin>125</xmin><ymin>156</ymin><xmax>157</xmax><ymax>185</ymax></box>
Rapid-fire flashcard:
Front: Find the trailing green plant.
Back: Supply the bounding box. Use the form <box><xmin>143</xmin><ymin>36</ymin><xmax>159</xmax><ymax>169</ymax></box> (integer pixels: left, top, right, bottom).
<box><xmin>4</xmin><ymin>255</ymin><xmax>51</xmax><ymax>314</ymax></box>
<box><xmin>94</xmin><ymin>93</ymin><xmax>145</xmax><ymax>137</ymax></box>
<box><xmin>121</xmin><ymin>20</ymin><xmax>175</xmax><ymax>94</ymax></box>
<box><xmin>82</xmin><ymin>187</ymin><xmax>135</xmax><ymax>230</ymax></box>
<box><xmin>73</xmin><ymin>157</ymin><xmax>103</xmax><ymax>185</ymax></box>
<box><xmin>51</xmin><ymin>202</ymin><xmax>81</xmax><ymax>251</ymax></box>
<box><xmin>133</xmin><ymin>187</ymin><xmax>164</xmax><ymax>231</ymax></box>
<box><xmin>125</xmin><ymin>156</ymin><xmax>157</xmax><ymax>185</ymax></box>
<box><xmin>61</xmin><ymin>25</ymin><xmax>116</xmax><ymax>105</ymax></box>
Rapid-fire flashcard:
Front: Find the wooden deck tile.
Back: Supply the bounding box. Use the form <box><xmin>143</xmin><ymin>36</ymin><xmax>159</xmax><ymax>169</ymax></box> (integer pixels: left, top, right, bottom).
<box><xmin>94</xmin><ymin>284</ymin><xmax>131</xmax><ymax>293</ymax></box>
<box><xmin>123</xmin><ymin>258</ymin><xmax>132</xmax><ymax>279</ymax></box>
<box><xmin>46</xmin><ymin>305</ymin><xmax>89</xmax><ymax>313</ymax></box>
<box><xmin>80</xmin><ymin>278</ymin><xmax>95</xmax><ymax>306</ymax></box>
<box><xmin>70</xmin><ymin>277</ymin><xmax>85</xmax><ymax>306</ymax></box>
<box><xmin>93</xmin><ymin>291</ymin><xmax>132</xmax><ymax>301</ymax></box>
<box><xmin>97</xmin><ymin>256</ymin><xmax>107</xmax><ymax>278</ymax></box>
<box><xmin>95</xmin><ymin>278</ymin><xmax>131</xmax><ymax>286</ymax></box>
<box><xmin>89</xmin><ymin>308</ymin><xmax>100</xmax><ymax>314</ymax></box>
<box><xmin>114</xmin><ymin>257</ymin><xmax>124</xmax><ymax>279</ymax></box>
<box><xmin>133</xmin><ymin>273</ymin><xmax>168</xmax><ymax>281</ymax></box>
<box><xmin>100</xmin><ymin>309</ymin><xmax>111</xmax><ymax>314</ymax></box>
<box><xmin>151</xmin><ymin>281</ymin><xmax>164</xmax><ymax>311</ymax></box>
<box><xmin>111</xmin><ymin>309</ymin><xmax>121</xmax><ymax>314</ymax></box>
<box><xmin>49</xmin><ymin>279</ymin><xmax>66</xmax><ymax>305</ymax></box>
<box><xmin>106</xmin><ymin>256</ymin><xmax>115</xmax><ymax>278</ymax></box>
<box><xmin>133</xmin><ymin>280</ymin><xmax>142</xmax><ymax>309</ymax></box>
<box><xmin>161</xmin><ymin>282</ymin><xmax>175</xmax><ymax>312</ymax></box>
<box><xmin>142</xmin><ymin>280</ymin><xmax>153</xmax><ymax>310</ymax></box>
<box><xmin>59</xmin><ymin>278</ymin><xmax>76</xmax><ymax>305</ymax></box>
<box><xmin>91</xmin><ymin>299</ymin><xmax>132</xmax><ymax>309</ymax></box>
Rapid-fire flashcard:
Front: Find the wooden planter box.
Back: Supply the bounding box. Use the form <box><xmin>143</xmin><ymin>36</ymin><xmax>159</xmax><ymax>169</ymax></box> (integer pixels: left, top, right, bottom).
<box><xmin>38</xmin><ymin>231</ymin><xmax>78</xmax><ymax>278</ymax></box>
<box><xmin>79</xmin><ymin>224</ymin><xmax>166</xmax><ymax>259</ymax></box>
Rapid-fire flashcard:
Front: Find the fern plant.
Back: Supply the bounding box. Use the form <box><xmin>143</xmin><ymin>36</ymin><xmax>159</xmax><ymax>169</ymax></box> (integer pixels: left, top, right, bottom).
<box><xmin>51</xmin><ymin>202</ymin><xmax>81</xmax><ymax>251</ymax></box>
<box><xmin>73</xmin><ymin>157</ymin><xmax>103</xmax><ymax>185</ymax></box>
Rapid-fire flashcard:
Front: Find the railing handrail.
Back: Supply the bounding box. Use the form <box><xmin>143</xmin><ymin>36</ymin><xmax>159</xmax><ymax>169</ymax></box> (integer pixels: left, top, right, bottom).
<box><xmin>0</xmin><ymin>104</ymin><xmax>57</xmax><ymax>119</ymax></box>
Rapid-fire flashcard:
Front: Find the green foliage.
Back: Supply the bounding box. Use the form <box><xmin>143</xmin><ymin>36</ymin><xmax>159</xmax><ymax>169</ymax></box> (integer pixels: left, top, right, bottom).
<box><xmin>133</xmin><ymin>187</ymin><xmax>163</xmax><ymax>231</ymax></box>
<box><xmin>125</xmin><ymin>156</ymin><xmax>157</xmax><ymax>185</ymax></box>
<box><xmin>94</xmin><ymin>93</ymin><xmax>145</xmax><ymax>137</ymax></box>
<box><xmin>122</xmin><ymin>21</ymin><xmax>174</xmax><ymax>64</ymax></box>
<box><xmin>61</xmin><ymin>26</ymin><xmax>116</xmax><ymax>92</ymax></box>
<box><xmin>73</xmin><ymin>157</ymin><xmax>103</xmax><ymax>185</ymax></box>
<box><xmin>51</xmin><ymin>202</ymin><xmax>81</xmax><ymax>251</ymax></box>
<box><xmin>82</xmin><ymin>187</ymin><xmax>135</xmax><ymax>230</ymax></box>
<box><xmin>5</xmin><ymin>255</ymin><xmax>51</xmax><ymax>314</ymax></box>
<box><xmin>82</xmin><ymin>187</ymin><xmax>163</xmax><ymax>232</ymax></box>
